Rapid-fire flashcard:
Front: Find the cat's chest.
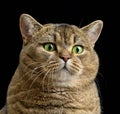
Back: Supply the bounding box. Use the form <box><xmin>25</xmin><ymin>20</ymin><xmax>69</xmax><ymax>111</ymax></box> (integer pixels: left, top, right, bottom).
<box><xmin>11</xmin><ymin>92</ymin><xmax>85</xmax><ymax>114</ymax></box>
<box><xmin>19</xmin><ymin>90</ymin><xmax>79</xmax><ymax>108</ymax></box>
<box><xmin>7</xmin><ymin>82</ymin><xmax>100</xmax><ymax>114</ymax></box>
<box><xmin>8</xmin><ymin>91</ymin><xmax>82</xmax><ymax>114</ymax></box>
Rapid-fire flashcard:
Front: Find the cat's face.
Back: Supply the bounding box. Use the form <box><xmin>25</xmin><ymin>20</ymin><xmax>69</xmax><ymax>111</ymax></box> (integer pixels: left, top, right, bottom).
<box><xmin>19</xmin><ymin>14</ymin><xmax>103</xmax><ymax>89</ymax></box>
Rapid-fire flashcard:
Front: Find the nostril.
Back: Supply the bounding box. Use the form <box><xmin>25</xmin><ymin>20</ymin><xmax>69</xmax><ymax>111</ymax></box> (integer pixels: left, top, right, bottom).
<box><xmin>60</xmin><ymin>56</ymin><xmax>70</xmax><ymax>62</ymax></box>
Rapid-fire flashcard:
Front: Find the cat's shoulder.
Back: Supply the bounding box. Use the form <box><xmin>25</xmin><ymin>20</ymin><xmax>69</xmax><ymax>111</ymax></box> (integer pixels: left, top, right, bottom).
<box><xmin>0</xmin><ymin>106</ymin><xmax>7</xmax><ymax>114</ymax></box>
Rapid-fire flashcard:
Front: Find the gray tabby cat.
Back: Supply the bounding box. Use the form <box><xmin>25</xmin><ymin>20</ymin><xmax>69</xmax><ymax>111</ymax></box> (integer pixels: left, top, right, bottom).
<box><xmin>0</xmin><ymin>14</ymin><xmax>103</xmax><ymax>114</ymax></box>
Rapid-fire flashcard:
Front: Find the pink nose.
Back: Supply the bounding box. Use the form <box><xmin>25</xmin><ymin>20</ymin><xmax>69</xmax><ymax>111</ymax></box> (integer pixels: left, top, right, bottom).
<box><xmin>60</xmin><ymin>56</ymin><xmax>70</xmax><ymax>62</ymax></box>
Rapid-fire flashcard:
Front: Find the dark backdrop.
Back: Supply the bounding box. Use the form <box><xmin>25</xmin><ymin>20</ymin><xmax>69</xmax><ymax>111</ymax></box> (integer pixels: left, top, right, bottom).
<box><xmin>0</xmin><ymin>1</ymin><xmax>119</xmax><ymax>114</ymax></box>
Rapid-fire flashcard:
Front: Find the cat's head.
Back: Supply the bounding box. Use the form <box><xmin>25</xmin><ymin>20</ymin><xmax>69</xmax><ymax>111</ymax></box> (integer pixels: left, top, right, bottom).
<box><xmin>19</xmin><ymin>14</ymin><xmax>103</xmax><ymax>89</ymax></box>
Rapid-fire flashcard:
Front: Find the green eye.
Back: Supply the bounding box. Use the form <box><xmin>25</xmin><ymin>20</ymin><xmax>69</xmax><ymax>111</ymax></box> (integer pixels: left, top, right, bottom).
<box><xmin>43</xmin><ymin>43</ymin><xmax>56</xmax><ymax>52</ymax></box>
<box><xmin>72</xmin><ymin>45</ymin><xmax>84</xmax><ymax>54</ymax></box>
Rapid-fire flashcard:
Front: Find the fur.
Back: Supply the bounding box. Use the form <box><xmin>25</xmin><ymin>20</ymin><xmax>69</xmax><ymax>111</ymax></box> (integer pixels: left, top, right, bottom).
<box><xmin>0</xmin><ymin>14</ymin><xmax>103</xmax><ymax>114</ymax></box>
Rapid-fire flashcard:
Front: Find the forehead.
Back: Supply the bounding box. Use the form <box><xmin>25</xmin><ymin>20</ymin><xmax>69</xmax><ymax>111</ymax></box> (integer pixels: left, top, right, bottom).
<box><xmin>36</xmin><ymin>24</ymin><xmax>89</xmax><ymax>46</ymax></box>
<box><xmin>52</xmin><ymin>24</ymin><xmax>81</xmax><ymax>37</ymax></box>
<box><xmin>42</xmin><ymin>24</ymin><xmax>83</xmax><ymax>37</ymax></box>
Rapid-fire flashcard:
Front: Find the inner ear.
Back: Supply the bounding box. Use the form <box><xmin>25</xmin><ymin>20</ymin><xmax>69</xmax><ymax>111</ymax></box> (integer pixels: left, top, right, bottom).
<box><xmin>81</xmin><ymin>20</ymin><xmax>103</xmax><ymax>46</ymax></box>
<box><xmin>19</xmin><ymin>14</ymin><xmax>43</xmax><ymax>44</ymax></box>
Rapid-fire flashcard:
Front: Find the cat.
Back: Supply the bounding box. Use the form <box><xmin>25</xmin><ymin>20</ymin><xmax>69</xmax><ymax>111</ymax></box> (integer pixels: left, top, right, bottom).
<box><xmin>0</xmin><ymin>13</ymin><xmax>103</xmax><ymax>114</ymax></box>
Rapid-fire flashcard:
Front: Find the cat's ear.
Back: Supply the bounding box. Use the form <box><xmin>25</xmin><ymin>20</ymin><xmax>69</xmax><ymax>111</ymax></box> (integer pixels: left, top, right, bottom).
<box><xmin>19</xmin><ymin>13</ymin><xmax>43</xmax><ymax>44</ymax></box>
<box><xmin>81</xmin><ymin>20</ymin><xmax>103</xmax><ymax>46</ymax></box>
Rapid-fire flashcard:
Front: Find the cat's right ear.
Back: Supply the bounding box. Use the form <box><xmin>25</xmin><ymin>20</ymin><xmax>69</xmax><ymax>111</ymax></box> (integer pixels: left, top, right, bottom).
<box><xmin>19</xmin><ymin>14</ymin><xmax>43</xmax><ymax>44</ymax></box>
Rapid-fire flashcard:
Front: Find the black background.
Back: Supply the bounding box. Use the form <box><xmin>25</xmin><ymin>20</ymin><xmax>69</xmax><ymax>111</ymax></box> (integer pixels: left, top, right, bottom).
<box><xmin>0</xmin><ymin>0</ymin><xmax>119</xmax><ymax>114</ymax></box>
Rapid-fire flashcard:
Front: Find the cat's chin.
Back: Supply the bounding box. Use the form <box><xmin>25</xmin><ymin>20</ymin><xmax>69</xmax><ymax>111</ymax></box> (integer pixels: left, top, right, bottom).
<box><xmin>52</xmin><ymin>69</ymin><xmax>80</xmax><ymax>87</ymax></box>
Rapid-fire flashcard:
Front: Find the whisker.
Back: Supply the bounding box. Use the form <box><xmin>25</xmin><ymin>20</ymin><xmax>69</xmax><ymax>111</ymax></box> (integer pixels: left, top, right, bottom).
<box><xmin>98</xmin><ymin>71</ymin><xmax>104</xmax><ymax>78</ymax></box>
<box><xmin>47</xmin><ymin>68</ymin><xmax>56</xmax><ymax>91</ymax></box>
<box><xmin>78</xmin><ymin>17</ymin><xmax>84</xmax><ymax>28</ymax></box>
<box><xmin>28</xmin><ymin>68</ymin><xmax>47</xmax><ymax>89</ymax></box>
<box><xmin>25</xmin><ymin>67</ymin><xmax>47</xmax><ymax>99</ymax></box>
<box><xmin>95</xmin><ymin>78</ymin><xmax>102</xmax><ymax>102</ymax></box>
<box><xmin>51</xmin><ymin>70</ymin><xmax>57</xmax><ymax>90</ymax></box>
<box><xmin>28</xmin><ymin>74</ymin><xmax>39</xmax><ymax>89</ymax></box>
<box><xmin>19</xmin><ymin>62</ymin><xmax>41</xmax><ymax>81</ymax></box>
<box><xmin>22</xmin><ymin>67</ymin><xmax>39</xmax><ymax>88</ymax></box>
<box><xmin>19</xmin><ymin>70</ymin><xmax>32</xmax><ymax>82</ymax></box>
<box><xmin>41</xmin><ymin>69</ymin><xmax>50</xmax><ymax>91</ymax></box>
<box><xmin>21</xmin><ymin>63</ymin><xmax>46</xmax><ymax>88</ymax></box>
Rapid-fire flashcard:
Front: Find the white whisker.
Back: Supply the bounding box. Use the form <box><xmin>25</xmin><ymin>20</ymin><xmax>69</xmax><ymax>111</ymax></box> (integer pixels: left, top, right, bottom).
<box><xmin>19</xmin><ymin>62</ymin><xmax>41</xmax><ymax>81</ymax></box>
<box><xmin>28</xmin><ymin>66</ymin><xmax>47</xmax><ymax>89</ymax></box>
<box><xmin>41</xmin><ymin>69</ymin><xmax>50</xmax><ymax>91</ymax></box>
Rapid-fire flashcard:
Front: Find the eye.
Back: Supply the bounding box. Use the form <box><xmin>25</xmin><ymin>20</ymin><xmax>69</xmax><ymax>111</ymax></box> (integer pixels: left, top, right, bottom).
<box><xmin>72</xmin><ymin>45</ymin><xmax>84</xmax><ymax>54</ymax></box>
<box><xmin>43</xmin><ymin>43</ymin><xmax>56</xmax><ymax>52</ymax></box>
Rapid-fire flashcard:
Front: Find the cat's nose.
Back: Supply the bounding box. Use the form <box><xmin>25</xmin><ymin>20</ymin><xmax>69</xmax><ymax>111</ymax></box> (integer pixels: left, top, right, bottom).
<box><xmin>60</xmin><ymin>56</ymin><xmax>70</xmax><ymax>62</ymax></box>
<box><xmin>59</xmin><ymin>50</ymin><xmax>71</xmax><ymax>62</ymax></box>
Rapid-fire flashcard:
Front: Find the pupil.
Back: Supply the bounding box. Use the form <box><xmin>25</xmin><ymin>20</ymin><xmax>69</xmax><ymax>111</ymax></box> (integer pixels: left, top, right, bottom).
<box><xmin>76</xmin><ymin>47</ymin><xmax>79</xmax><ymax>52</ymax></box>
<box><xmin>49</xmin><ymin>45</ymin><xmax>52</xmax><ymax>50</ymax></box>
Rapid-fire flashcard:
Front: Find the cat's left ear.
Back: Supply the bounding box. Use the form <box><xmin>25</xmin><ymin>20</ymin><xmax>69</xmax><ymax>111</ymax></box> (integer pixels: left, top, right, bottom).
<box><xmin>81</xmin><ymin>20</ymin><xmax>103</xmax><ymax>47</ymax></box>
<box><xmin>20</xmin><ymin>13</ymin><xmax>43</xmax><ymax>44</ymax></box>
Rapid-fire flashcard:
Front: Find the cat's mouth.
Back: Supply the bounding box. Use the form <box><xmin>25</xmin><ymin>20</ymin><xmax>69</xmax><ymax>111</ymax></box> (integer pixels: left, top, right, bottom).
<box><xmin>62</xmin><ymin>63</ymin><xmax>68</xmax><ymax>70</ymax></box>
<box><xmin>60</xmin><ymin>60</ymin><xmax>82</xmax><ymax>75</ymax></box>
<box><xmin>48</xmin><ymin>59</ymin><xmax>82</xmax><ymax>77</ymax></box>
